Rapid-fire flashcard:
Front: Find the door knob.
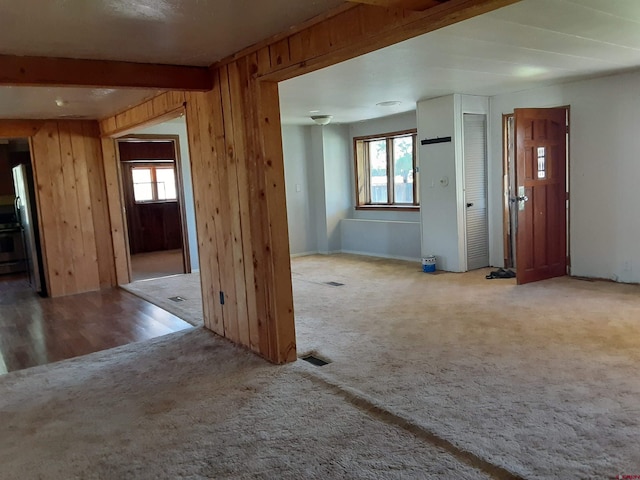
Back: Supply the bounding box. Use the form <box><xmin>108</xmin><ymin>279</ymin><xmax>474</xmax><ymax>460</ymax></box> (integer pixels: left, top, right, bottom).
<box><xmin>517</xmin><ymin>186</ymin><xmax>528</xmax><ymax>211</ymax></box>
<box><xmin>466</xmin><ymin>202</ymin><xmax>474</xmax><ymax>208</ymax></box>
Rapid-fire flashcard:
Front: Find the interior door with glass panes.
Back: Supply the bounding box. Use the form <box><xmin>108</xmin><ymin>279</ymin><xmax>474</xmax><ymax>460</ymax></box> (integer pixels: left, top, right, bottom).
<box><xmin>514</xmin><ymin>107</ymin><xmax>568</xmax><ymax>285</ymax></box>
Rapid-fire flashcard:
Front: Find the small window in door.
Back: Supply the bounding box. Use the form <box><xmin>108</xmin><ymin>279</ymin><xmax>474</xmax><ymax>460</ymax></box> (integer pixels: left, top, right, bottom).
<box><xmin>132</xmin><ymin>165</ymin><xmax>177</xmax><ymax>203</ymax></box>
<box><xmin>537</xmin><ymin>147</ymin><xmax>546</xmax><ymax>179</ymax></box>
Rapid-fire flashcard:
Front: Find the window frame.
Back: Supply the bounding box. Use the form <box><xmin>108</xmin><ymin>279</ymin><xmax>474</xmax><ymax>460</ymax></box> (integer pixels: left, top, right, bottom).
<box><xmin>353</xmin><ymin>129</ymin><xmax>419</xmax><ymax>210</ymax></box>
<box><xmin>129</xmin><ymin>162</ymin><xmax>178</xmax><ymax>204</ymax></box>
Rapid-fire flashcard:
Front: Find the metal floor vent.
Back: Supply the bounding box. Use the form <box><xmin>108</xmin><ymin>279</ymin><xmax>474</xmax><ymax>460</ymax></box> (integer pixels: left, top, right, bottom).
<box><xmin>301</xmin><ymin>355</ymin><xmax>331</xmax><ymax>367</ymax></box>
<box><xmin>169</xmin><ymin>296</ymin><xmax>186</xmax><ymax>302</ymax></box>
<box><xmin>325</xmin><ymin>281</ymin><xmax>344</xmax><ymax>287</ymax></box>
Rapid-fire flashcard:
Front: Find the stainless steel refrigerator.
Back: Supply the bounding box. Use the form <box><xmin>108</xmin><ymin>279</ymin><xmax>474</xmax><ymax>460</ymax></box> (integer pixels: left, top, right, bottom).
<box><xmin>12</xmin><ymin>164</ymin><xmax>45</xmax><ymax>294</ymax></box>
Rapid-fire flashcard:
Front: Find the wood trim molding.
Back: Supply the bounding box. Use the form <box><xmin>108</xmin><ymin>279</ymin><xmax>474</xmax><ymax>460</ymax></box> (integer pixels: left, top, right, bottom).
<box><xmin>0</xmin><ymin>54</ymin><xmax>212</xmax><ymax>91</ymax></box>
<box><xmin>348</xmin><ymin>0</ymin><xmax>450</xmax><ymax>11</ymax></box>
<box><xmin>99</xmin><ymin>93</ymin><xmax>186</xmax><ymax>138</ymax></box>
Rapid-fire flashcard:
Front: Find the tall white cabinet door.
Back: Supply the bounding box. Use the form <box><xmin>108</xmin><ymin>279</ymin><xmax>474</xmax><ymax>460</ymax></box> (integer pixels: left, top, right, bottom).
<box><xmin>464</xmin><ymin>114</ymin><xmax>489</xmax><ymax>271</ymax></box>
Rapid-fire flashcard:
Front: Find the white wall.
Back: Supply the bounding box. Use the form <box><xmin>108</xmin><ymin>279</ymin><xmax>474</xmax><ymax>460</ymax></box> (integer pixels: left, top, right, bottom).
<box><xmin>418</xmin><ymin>95</ymin><xmax>461</xmax><ymax>271</ymax></box>
<box><xmin>489</xmin><ymin>70</ymin><xmax>640</xmax><ymax>283</ymax></box>
<box><xmin>281</xmin><ymin>124</ymin><xmax>351</xmax><ymax>255</ymax></box>
<box><xmin>282</xmin><ymin>125</ymin><xmax>317</xmax><ymax>256</ymax></box>
<box><xmin>341</xmin><ymin>219</ymin><xmax>421</xmax><ymax>260</ymax></box>
<box><xmin>321</xmin><ymin>124</ymin><xmax>352</xmax><ymax>252</ymax></box>
<box><xmin>341</xmin><ymin>111</ymin><xmax>421</xmax><ymax>257</ymax></box>
<box><xmin>309</xmin><ymin>126</ymin><xmax>328</xmax><ymax>253</ymax></box>
<box><xmin>135</xmin><ymin>117</ymin><xmax>199</xmax><ymax>272</ymax></box>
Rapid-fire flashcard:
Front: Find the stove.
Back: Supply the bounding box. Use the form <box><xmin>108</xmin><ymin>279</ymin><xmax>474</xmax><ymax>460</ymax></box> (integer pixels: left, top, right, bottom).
<box><xmin>0</xmin><ymin>222</ymin><xmax>21</xmax><ymax>232</ymax></box>
<box><xmin>0</xmin><ymin>224</ymin><xmax>26</xmax><ymax>274</ymax></box>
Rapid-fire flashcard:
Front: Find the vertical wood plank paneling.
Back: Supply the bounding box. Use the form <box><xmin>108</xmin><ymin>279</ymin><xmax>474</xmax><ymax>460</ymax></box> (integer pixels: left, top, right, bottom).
<box><xmin>184</xmin><ymin>90</ymin><xmax>224</xmax><ymax>334</ymax></box>
<box><xmin>45</xmin><ymin>122</ymin><xmax>73</xmax><ymax>295</ymax></box>
<box><xmin>256</xmin><ymin>48</ymin><xmax>272</xmax><ymax>77</ymax></box>
<box><xmin>257</xmin><ymin>81</ymin><xmax>296</xmax><ymax>363</ymax></box>
<box><xmin>269</xmin><ymin>38</ymin><xmax>290</xmax><ymax>69</ymax></box>
<box><xmin>230</xmin><ymin>62</ymin><xmax>272</xmax><ymax>357</ymax></box>
<box><xmin>224</xmin><ymin>62</ymin><xmax>252</xmax><ymax>347</ymax></box>
<box><xmin>66</xmin><ymin>121</ymin><xmax>101</xmax><ymax>290</ymax></box>
<box><xmin>83</xmin><ymin>122</ymin><xmax>116</xmax><ymax>288</ymax></box>
<box><xmin>30</xmin><ymin>121</ymin><xmax>107</xmax><ymax>297</ymax></box>
<box><xmin>101</xmin><ymin>137</ymin><xmax>131</xmax><ymax>285</ymax></box>
<box><xmin>31</xmin><ymin>123</ymin><xmax>61</xmax><ymax>295</ymax></box>
<box><xmin>184</xmin><ymin>93</ymin><xmax>213</xmax><ymax>330</ymax></box>
<box><xmin>236</xmin><ymin>55</ymin><xmax>261</xmax><ymax>353</ymax></box>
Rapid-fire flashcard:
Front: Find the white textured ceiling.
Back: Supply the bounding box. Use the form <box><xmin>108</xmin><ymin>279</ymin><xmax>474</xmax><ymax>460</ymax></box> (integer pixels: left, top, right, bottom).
<box><xmin>0</xmin><ymin>0</ymin><xmax>345</xmax><ymax>120</ymax></box>
<box><xmin>279</xmin><ymin>0</ymin><xmax>640</xmax><ymax>125</ymax></box>
<box><xmin>0</xmin><ymin>0</ymin><xmax>345</xmax><ymax>65</ymax></box>
<box><xmin>0</xmin><ymin>87</ymin><xmax>161</xmax><ymax>120</ymax></box>
<box><xmin>4</xmin><ymin>0</ymin><xmax>640</xmax><ymax>122</ymax></box>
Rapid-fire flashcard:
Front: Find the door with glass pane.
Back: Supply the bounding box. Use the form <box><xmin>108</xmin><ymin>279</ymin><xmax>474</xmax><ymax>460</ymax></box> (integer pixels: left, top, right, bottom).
<box><xmin>514</xmin><ymin>107</ymin><xmax>568</xmax><ymax>285</ymax></box>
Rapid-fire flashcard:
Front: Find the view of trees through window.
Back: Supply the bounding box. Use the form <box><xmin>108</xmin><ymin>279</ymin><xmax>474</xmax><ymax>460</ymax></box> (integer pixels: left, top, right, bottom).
<box><xmin>355</xmin><ymin>130</ymin><xmax>418</xmax><ymax>207</ymax></box>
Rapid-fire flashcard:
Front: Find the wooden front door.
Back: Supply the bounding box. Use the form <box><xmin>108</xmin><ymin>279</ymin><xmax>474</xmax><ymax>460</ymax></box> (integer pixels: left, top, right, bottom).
<box><xmin>515</xmin><ymin>108</ymin><xmax>567</xmax><ymax>285</ymax></box>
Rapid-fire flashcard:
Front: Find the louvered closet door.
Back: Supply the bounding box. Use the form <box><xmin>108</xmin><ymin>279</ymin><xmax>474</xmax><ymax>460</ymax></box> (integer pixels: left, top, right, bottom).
<box><xmin>464</xmin><ymin>114</ymin><xmax>489</xmax><ymax>271</ymax></box>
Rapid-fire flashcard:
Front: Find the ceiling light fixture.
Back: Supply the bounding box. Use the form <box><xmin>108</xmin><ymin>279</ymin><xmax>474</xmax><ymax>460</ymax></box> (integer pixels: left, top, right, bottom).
<box><xmin>309</xmin><ymin>110</ymin><xmax>321</xmax><ymax>114</ymax></box>
<box><xmin>55</xmin><ymin>99</ymin><xmax>67</xmax><ymax>107</ymax></box>
<box><xmin>311</xmin><ymin>115</ymin><xmax>332</xmax><ymax>126</ymax></box>
<box><xmin>376</xmin><ymin>101</ymin><xmax>401</xmax><ymax>107</ymax></box>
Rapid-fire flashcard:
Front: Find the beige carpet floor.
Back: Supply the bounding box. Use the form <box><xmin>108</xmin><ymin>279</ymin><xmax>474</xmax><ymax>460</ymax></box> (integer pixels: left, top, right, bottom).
<box><xmin>122</xmin><ymin>273</ymin><xmax>203</xmax><ymax>327</ymax></box>
<box><xmin>130</xmin><ymin>249</ymin><xmax>185</xmax><ymax>282</ymax></box>
<box><xmin>0</xmin><ymin>328</ymin><xmax>493</xmax><ymax>480</ymax></box>
<box><xmin>3</xmin><ymin>254</ymin><xmax>640</xmax><ymax>478</ymax></box>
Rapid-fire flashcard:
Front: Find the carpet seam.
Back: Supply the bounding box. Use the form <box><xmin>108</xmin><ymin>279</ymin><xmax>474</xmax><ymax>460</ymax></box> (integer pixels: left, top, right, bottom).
<box><xmin>299</xmin><ymin>368</ymin><xmax>527</xmax><ymax>480</ymax></box>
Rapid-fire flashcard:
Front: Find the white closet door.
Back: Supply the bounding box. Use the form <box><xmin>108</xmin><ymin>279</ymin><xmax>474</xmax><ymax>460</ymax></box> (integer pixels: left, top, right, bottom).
<box><xmin>464</xmin><ymin>114</ymin><xmax>489</xmax><ymax>271</ymax></box>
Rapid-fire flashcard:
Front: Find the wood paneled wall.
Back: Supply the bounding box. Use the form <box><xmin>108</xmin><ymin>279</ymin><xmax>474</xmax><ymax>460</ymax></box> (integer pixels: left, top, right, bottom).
<box><xmin>30</xmin><ymin>121</ymin><xmax>115</xmax><ymax>296</ymax></box>
<box><xmin>98</xmin><ymin>0</ymin><xmax>519</xmax><ymax>363</ymax></box>
<box><xmin>182</xmin><ymin>72</ymin><xmax>295</xmax><ymax>362</ymax></box>
<box><xmin>0</xmin><ymin>120</ymin><xmax>115</xmax><ymax>296</ymax></box>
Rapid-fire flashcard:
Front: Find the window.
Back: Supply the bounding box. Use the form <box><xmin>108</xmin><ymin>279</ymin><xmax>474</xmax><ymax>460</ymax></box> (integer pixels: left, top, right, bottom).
<box><xmin>131</xmin><ymin>164</ymin><xmax>177</xmax><ymax>203</ymax></box>
<box><xmin>354</xmin><ymin>129</ymin><xmax>418</xmax><ymax>208</ymax></box>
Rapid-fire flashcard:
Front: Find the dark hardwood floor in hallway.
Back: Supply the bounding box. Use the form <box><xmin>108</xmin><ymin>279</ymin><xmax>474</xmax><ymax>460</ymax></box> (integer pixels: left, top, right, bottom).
<box><xmin>0</xmin><ymin>273</ymin><xmax>193</xmax><ymax>374</ymax></box>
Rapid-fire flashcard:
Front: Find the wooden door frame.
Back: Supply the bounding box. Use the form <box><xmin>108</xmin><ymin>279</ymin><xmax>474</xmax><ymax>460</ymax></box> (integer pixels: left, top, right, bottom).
<box><xmin>503</xmin><ymin>105</ymin><xmax>571</xmax><ymax>272</ymax></box>
<box><xmin>502</xmin><ymin>113</ymin><xmax>514</xmax><ymax>268</ymax></box>
<box><xmin>107</xmin><ymin>108</ymin><xmax>190</xmax><ymax>284</ymax></box>
<box><xmin>118</xmin><ymin>134</ymin><xmax>191</xmax><ymax>275</ymax></box>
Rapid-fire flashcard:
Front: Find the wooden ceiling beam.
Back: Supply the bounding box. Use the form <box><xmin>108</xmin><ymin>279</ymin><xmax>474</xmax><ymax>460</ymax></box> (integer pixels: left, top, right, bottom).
<box><xmin>347</xmin><ymin>0</ymin><xmax>448</xmax><ymax>11</ymax></box>
<box><xmin>0</xmin><ymin>55</ymin><xmax>212</xmax><ymax>91</ymax></box>
<box><xmin>0</xmin><ymin>120</ymin><xmax>44</xmax><ymax>138</ymax></box>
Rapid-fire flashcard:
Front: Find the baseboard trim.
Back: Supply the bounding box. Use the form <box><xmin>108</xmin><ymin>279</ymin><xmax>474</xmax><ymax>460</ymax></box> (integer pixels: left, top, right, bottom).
<box><xmin>290</xmin><ymin>251</ymin><xmax>319</xmax><ymax>258</ymax></box>
<box><xmin>340</xmin><ymin>249</ymin><xmax>420</xmax><ymax>263</ymax></box>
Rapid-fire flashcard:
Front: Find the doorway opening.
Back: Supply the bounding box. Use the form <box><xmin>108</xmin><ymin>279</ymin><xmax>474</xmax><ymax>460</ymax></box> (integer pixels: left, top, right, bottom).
<box><xmin>117</xmin><ymin>133</ymin><xmax>190</xmax><ymax>282</ymax></box>
<box><xmin>502</xmin><ymin>107</ymin><xmax>570</xmax><ymax>283</ymax></box>
<box><xmin>115</xmin><ymin>115</ymin><xmax>203</xmax><ymax>328</ymax></box>
<box><xmin>0</xmin><ymin>138</ymin><xmax>46</xmax><ymax>298</ymax></box>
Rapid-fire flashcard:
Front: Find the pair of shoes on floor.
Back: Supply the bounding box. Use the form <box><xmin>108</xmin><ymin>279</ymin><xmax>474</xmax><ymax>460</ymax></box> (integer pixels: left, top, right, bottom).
<box><xmin>485</xmin><ymin>268</ymin><xmax>516</xmax><ymax>279</ymax></box>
